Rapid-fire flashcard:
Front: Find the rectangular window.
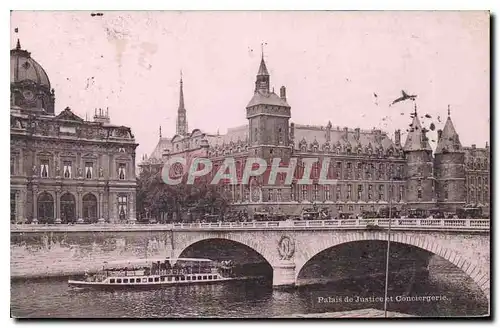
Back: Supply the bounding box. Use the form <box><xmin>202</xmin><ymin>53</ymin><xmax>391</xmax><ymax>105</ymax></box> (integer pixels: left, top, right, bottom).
<box><xmin>301</xmin><ymin>185</ymin><xmax>308</xmax><ymax>201</ymax></box>
<box><xmin>336</xmin><ymin>185</ymin><xmax>341</xmax><ymax>200</ymax></box>
<box><xmin>187</xmin><ymin>276</ymin><xmax>191</xmax><ymax>281</ymax></box>
<box><xmin>181</xmin><ymin>276</ymin><xmax>185</xmax><ymax>281</ymax></box>
<box><xmin>358</xmin><ymin>185</ymin><xmax>363</xmax><ymax>200</ymax></box>
<box><xmin>325</xmin><ymin>186</ymin><xmax>331</xmax><ymax>201</ymax></box>
<box><xmin>313</xmin><ymin>184</ymin><xmax>319</xmax><ymax>201</ymax></box>
<box><xmin>337</xmin><ymin>205</ymin><xmax>343</xmax><ymax>212</ymax></box>
<box><xmin>116</xmin><ymin>279</ymin><xmax>122</xmax><ymax>283</ymax></box>
<box><xmin>10</xmin><ymin>192</ymin><xmax>16</xmax><ymax>223</ymax></box>
<box><xmin>347</xmin><ymin>184</ymin><xmax>351</xmax><ymax>200</ymax></box>
<box><xmin>110</xmin><ymin>279</ymin><xmax>115</xmax><ymax>283</ymax></box>
<box><xmin>63</xmin><ymin>161</ymin><xmax>72</xmax><ymax>178</ymax></box>
<box><xmin>10</xmin><ymin>157</ymin><xmax>15</xmax><ymax>175</ymax></box>
<box><xmin>123</xmin><ymin>279</ymin><xmax>128</xmax><ymax>283</ymax></box>
<box><xmin>277</xmin><ymin>189</ymin><xmax>282</xmax><ymax>202</ymax></box>
<box><xmin>40</xmin><ymin>159</ymin><xmax>49</xmax><ymax>178</ymax></box>
<box><xmin>118</xmin><ymin>163</ymin><xmax>126</xmax><ymax>180</ymax></box>
<box><xmin>85</xmin><ymin>162</ymin><xmax>93</xmax><ymax>179</ymax></box>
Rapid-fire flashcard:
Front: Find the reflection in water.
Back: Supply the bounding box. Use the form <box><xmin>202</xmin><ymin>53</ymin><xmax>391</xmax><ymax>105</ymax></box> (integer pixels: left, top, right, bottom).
<box><xmin>11</xmin><ymin>269</ymin><xmax>488</xmax><ymax>318</ymax></box>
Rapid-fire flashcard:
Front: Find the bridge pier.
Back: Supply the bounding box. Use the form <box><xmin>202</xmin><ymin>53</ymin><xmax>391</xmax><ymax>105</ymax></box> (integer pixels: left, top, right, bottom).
<box><xmin>272</xmin><ymin>260</ymin><xmax>296</xmax><ymax>288</ymax></box>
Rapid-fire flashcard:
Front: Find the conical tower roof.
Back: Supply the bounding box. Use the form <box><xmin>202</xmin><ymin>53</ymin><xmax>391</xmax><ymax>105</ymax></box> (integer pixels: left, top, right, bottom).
<box><xmin>257</xmin><ymin>56</ymin><xmax>269</xmax><ymax>76</ymax></box>
<box><xmin>435</xmin><ymin>109</ymin><xmax>462</xmax><ymax>154</ymax></box>
<box><xmin>403</xmin><ymin>107</ymin><xmax>432</xmax><ymax>152</ymax></box>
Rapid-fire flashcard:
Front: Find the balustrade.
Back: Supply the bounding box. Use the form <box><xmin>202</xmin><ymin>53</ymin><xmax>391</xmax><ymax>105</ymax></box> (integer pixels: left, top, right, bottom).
<box><xmin>11</xmin><ymin>218</ymin><xmax>490</xmax><ymax>232</ymax></box>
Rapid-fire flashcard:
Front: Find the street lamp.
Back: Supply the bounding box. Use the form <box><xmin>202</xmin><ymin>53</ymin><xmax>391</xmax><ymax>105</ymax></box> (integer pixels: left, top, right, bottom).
<box><xmin>383</xmin><ymin>174</ymin><xmax>394</xmax><ymax>318</ymax></box>
<box><xmin>383</xmin><ymin>171</ymin><xmax>424</xmax><ymax>317</ymax></box>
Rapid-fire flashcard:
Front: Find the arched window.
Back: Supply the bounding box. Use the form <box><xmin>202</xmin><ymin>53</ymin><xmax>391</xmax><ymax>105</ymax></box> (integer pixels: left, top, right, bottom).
<box><xmin>83</xmin><ymin>193</ymin><xmax>98</xmax><ymax>223</ymax></box>
<box><xmin>37</xmin><ymin>192</ymin><xmax>54</xmax><ymax>224</ymax></box>
<box><xmin>60</xmin><ymin>193</ymin><xmax>76</xmax><ymax>224</ymax></box>
<box><xmin>118</xmin><ymin>194</ymin><xmax>128</xmax><ymax>221</ymax></box>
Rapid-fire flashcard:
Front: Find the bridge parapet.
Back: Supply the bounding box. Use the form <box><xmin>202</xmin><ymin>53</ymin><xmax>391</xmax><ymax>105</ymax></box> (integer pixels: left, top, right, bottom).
<box><xmin>10</xmin><ymin>219</ymin><xmax>489</xmax><ymax>233</ymax></box>
<box><xmin>172</xmin><ymin>218</ymin><xmax>490</xmax><ymax>232</ymax></box>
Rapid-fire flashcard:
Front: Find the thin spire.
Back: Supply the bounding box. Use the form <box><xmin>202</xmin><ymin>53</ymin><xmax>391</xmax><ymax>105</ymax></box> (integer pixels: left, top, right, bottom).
<box><xmin>16</xmin><ymin>38</ymin><xmax>21</xmax><ymax>50</ymax></box>
<box><xmin>447</xmin><ymin>104</ymin><xmax>451</xmax><ymax>117</ymax></box>
<box><xmin>159</xmin><ymin>125</ymin><xmax>162</xmax><ymax>138</ymax></box>
<box><xmin>179</xmin><ymin>72</ymin><xmax>185</xmax><ymax>110</ymax></box>
<box><xmin>257</xmin><ymin>42</ymin><xmax>269</xmax><ymax>76</ymax></box>
<box><xmin>414</xmin><ymin>102</ymin><xmax>418</xmax><ymax>115</ymax></box>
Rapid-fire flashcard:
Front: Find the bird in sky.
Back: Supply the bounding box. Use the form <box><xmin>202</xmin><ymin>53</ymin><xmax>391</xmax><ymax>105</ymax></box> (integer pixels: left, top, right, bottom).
<box><xmin>390</xmin><ymin>90</ymin><xmax>417</xmax><ymax>106</ymax></box>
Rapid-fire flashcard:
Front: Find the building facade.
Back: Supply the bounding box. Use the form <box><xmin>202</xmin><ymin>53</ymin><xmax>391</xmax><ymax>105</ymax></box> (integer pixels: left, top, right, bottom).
<box><xmin>139</xmin><ymin>55</ymin><xmax>490</xmax><ymax>218</ymax></box>
<box><xmin>10</xmin><ymin>40</ymin><xmax>138</xmax><ymax>224</ymax></box>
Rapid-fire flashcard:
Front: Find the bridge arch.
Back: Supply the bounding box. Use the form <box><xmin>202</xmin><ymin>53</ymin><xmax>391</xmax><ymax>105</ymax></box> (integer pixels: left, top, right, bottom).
<box><xmin>173</xmin><ymin>233</ymin><xmax>276</xmax><ymax>267</ymax></box>
<box><xmin>294</xmin><ymin>231</ymin><xmax>490</xmax><ymax>301</ymax></box>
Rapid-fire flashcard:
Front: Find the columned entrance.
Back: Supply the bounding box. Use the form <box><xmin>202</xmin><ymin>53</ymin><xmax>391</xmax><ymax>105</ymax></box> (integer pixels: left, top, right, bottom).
<box><xmin>82</xmin><ymin>193</ymin><xmax>98</xmax><ymax>223</ymax></box>
<box><xmin>37</xmin><ymin>192</ymin><xmax>54</xmax><ymax>224</ymax></box>
<box><xmin>60</xmin><ymin>193</ymin><xmax>76</xmax><ymax>224</ymax></box>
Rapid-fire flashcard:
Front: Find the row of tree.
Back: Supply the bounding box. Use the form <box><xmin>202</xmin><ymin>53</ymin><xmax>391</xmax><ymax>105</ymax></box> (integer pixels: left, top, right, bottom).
<box><xmin>136</xmin><ymin>168</ymin><xmax>229</xmax><ymax>223</ymax></box>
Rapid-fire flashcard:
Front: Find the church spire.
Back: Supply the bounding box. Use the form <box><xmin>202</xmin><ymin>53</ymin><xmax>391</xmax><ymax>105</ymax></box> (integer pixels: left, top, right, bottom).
<box><xmin>176</xmin><ymin>71</ymin><xmax>188</xmax><ymax>136</ymax></box>
<box><xmin>16</xmin><ymin>38</ymin><xmax>21</xmax><ymax>50</ymax></box>
<box><xmin>179</xmin><ymin>70</ymin><xmax>185</xmax><ymax>110</ymax></box>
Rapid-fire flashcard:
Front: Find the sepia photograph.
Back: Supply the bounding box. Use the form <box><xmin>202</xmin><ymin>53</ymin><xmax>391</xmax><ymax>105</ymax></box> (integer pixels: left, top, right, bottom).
<box><xmin>9</xmin><ymin>10</ymin><xmax>490</xmax><ymax>319</ymax></box>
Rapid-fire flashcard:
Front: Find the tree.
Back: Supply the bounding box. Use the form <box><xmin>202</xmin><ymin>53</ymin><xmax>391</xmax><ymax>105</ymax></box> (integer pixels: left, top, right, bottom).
<box><xmin>136</xmin><ymin>166</ymin><xmax>229</xmax><ymax>223</ymax></box>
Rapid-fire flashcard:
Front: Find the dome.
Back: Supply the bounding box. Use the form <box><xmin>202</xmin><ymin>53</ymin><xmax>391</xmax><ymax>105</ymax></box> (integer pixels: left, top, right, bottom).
<box><xmin>10</xmin><ymin>40</ymin><xmax>51</xmax><ymax>90</ymax></box>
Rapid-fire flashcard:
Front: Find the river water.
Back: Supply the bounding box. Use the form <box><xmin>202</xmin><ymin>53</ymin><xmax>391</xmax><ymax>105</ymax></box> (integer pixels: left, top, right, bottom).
<box><xmin>11</xmin><ymin>266</ymin><xmax>488</xmax><ymax>318</ymax></box>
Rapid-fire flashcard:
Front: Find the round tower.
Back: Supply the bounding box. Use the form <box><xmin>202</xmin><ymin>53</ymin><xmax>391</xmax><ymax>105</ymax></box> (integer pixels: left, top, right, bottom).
<box><xmin>403</xmin><ymin>106</ymin><xmax>436</xmax><ymax>210</ymax></box>
<box><xmin>433</xmin><ymin>107</ymin><xmax>466</xmax><ymax>211</ymax></box>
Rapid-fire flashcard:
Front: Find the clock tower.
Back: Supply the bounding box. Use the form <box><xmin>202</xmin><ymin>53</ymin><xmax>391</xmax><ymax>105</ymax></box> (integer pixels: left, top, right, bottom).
<box><xmin>246</xmin><ymin>55</ymin><xmax>292</xmax><ymax>162</ymax></box>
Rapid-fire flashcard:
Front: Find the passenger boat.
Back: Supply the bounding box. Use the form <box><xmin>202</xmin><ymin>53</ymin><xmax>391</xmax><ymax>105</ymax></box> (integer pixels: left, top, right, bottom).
<box><xmin>68</xmin><ymin>258</ymin><xmax>242</xmax><ymax>289</ymax></box>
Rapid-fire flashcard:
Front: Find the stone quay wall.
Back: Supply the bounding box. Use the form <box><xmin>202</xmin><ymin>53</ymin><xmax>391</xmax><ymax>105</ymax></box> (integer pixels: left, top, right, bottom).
<box><xmin>11</xmin><ymin>226</ymin><xmax>174</xmax><ymax>279</ymax></box>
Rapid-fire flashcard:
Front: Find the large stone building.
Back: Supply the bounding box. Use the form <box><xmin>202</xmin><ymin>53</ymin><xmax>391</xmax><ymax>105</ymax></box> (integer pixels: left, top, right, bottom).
<box><xmin>139</xmin><ymin>54</ymin><xmax>490</xmax><ymax>218</ymax></box>
<box><xmin>10</xmin><ymin>40</ymin><xmax>138</xmax><ymax>224</ymax></box>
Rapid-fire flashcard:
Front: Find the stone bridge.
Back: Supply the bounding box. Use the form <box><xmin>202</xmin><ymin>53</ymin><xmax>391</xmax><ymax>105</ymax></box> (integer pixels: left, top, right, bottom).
<box><xmin>169</xmin><ymin>219</ymin><xmax>490</xmax><ymax>300</ymax></box>
<box><xmin>11</xmin><ymin>218</ymin><xmax>490</xmax><ymax>302</ymax></box>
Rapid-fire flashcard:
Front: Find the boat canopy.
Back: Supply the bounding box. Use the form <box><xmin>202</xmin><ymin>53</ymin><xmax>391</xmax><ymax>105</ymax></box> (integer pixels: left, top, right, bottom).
<box><xmin>102</xmin><ymin>258</ymin><xmax>214</xmax><ymax>270</ymax></box>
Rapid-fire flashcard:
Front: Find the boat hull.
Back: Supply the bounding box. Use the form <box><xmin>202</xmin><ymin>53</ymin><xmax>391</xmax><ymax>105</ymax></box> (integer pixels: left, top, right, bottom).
<box><xmin>68</xmin><ymin>276</ymin><xmax>263</xmax><ymax>290</ymax></box>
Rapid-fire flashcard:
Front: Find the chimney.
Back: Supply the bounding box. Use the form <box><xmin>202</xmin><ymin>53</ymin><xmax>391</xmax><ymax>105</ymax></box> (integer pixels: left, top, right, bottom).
<box><xmin>280</xmin><ymin>86</ymin><xmax>287</xmax><ymax>100</ymax></box>
<box><xmin>486</xmin><ymin>142</ymin><xmax>489</xmax><ymax>150</ymax></box>
<box><xmin>354</xmin><ymin>128</ymin><xmax>360</xmax><ymax>140</ymax></box>
<box><xmin>437</xmin><ymin>129</ymin><xmax>443</xmax><ymax>141</ymax></box>
<box><xmin>395</xmin><ymin>129</ymin><xmax>401</xmax><ymax>146</ymax></box>
<box><xmin>472</xmin><ymin>144</ymin><xmax>476</xmax><ymax>149</ymax></box>
<box><xmin>343</xmin><ymin>127</ymin><xmax>348</xmax><ymax>139</ymax></box>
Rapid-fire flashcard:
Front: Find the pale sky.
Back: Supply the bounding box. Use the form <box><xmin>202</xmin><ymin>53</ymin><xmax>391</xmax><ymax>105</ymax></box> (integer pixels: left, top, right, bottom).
<box><xmin>11</xmin><ymin>11</ymin><xmax>490</xmax><ymax>158</ymax></box>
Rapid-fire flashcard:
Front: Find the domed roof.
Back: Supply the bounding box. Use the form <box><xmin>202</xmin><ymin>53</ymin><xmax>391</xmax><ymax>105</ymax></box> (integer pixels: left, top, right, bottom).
<box><xmin>10</xmin><ymin>39</ymin><xmax>51</xmax><ymax>89</ymax></box>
